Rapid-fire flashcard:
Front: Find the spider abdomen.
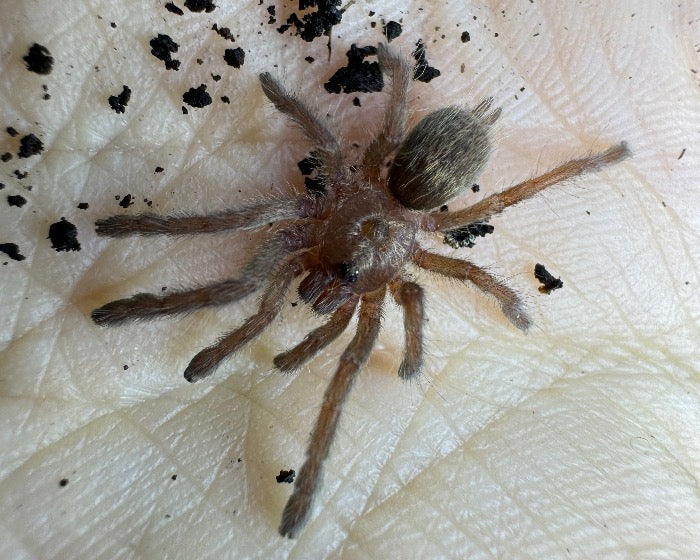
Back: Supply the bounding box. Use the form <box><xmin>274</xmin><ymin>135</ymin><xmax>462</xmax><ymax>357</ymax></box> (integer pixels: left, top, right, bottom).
<box><xmin>388</xmin><ymin>102</ymin><xmax>500</xmax><ymax>210</ymax></box>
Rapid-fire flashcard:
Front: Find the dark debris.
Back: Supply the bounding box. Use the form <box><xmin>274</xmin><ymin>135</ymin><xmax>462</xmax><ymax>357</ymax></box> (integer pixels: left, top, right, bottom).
<box><xmin>7</xmin><ymin>194</ymin><xmax>27</xmax><ymax>208</ymax></box>
<box><xmin>384</xmin><ymin>21</ymin><xmax>402</xmax><ymax>42</ymax></box>
<box><xmin>150</xmin><ymin>34</ymin><xmax>181</xmax><ymax>71</ymax></box>
<box><xmin>276</xmin><ymin>0</ymin><xmax>343</xmax><ymax>42</ymax></box>
<box><xmin>184</xmin><ymin>0</ymin><xmax>216</xmax><ymax>13</ymax></box>
<box><xmin>49</xmin><ymin>218</ymin><xmax>81</xmax><ymax>252</ymax></box>
<box><xmin>324</xmin><ymin>44</ymin><xmax>383</xmax><ymax>94</ymax></box>
<box><xmin>18</xmin><ymin>134</ymin><xmax>44</xmax><ymax>158</ymax></box>
<box><xmin>23</xmin><ymin>43</ymin><xmax>54</xmax><ymax>75</ymax></box>
<box><xmin>443</xmin><ymin>222</ymin><xmax>494</xmax><ymax>249</ymax></box>
<box><xmin>182</xmin><ymin>84</ymin><xmax>212</xmax><ymax>108</ymax></box>
<box><xmin>164</xmin><ymin>2</ymin><xmax>184</xmax><ymax>15</ymax></box>
<box><xmin>108</xmin><ymin>85</ymin><xmax>132</xmax><ymax>114</ymax></box>
<box><xmin>0</xmin><ymin>243</ymin><xmax>26</xmax><ymax>261</ymax></box>
<box><xmin>276</xmin><ymin>469</ymin><xmax>296</xmax><ymax>484</ymax></box>
<box><xmin>534</xmin><ymin>263</ymin><xmax>564</xmax><ymax>294</ymax></box>
<box><xmin>223</xmin><ymin>47</ymin><xmax>245</xmax><ymax>68</ymax></box>
<box><xmin>413</xmin><ymin>40</ymin><xmax>441</xmax><ymax>83</ymax></box>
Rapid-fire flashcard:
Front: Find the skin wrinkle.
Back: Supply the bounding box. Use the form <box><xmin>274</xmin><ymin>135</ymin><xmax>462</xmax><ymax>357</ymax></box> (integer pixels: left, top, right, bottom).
<box><xmin>1</xmin><ymin>1</ymin><xmax>698</xmax><ymax>558</ymax></box>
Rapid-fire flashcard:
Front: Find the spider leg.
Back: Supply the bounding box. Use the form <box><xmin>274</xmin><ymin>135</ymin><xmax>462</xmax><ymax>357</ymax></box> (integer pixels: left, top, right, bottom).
<box><xmin>391</xmin><ymin>279</ymin><xmax>425</xmax><ymax>380</ymax></box>
<box><xmin>91</xmin><ymin>278</ymin><xmax>257</xmax><ymax>326</ymax></box>
<box><xmin>184</xmin><ymin>252</ymin><xmax>305</xmax><ymax>383</ymax></box>
<box><xmin>273</xmin><ymin>296</ymin><xmax>359</xmax><ymax>373</ymax></box>
<box><xmin>426</xmin><ymin>142</ymin><xmax>630</xmax><ymax>231</ymax></box>
<box><xmin>279</xmin><ymin>287</ymin><xmax>385</xmax><ymax>538</ymax></box>
<box><xmin>362</xmin><ymin>43</ymin><xmax>412</xmax><ymax>181</ymax></box>
<box><xmin>413</xmin><ymin>248</ymin><xmax>531</xmax><ymax>331</ymax></box>
<box><xmin>92</xmin><ymin>225</ymin><xmax>311</xmax><ymax>325</ymax></box>
<box><xmin>259</xmin><ymin>73</ymin><xmax>347</xmax><ymax>183</ymax></box>
<box><xmin>95</xmin><ymin>198</ymin><xmax>311</xmax><ymax>237</ymax></box>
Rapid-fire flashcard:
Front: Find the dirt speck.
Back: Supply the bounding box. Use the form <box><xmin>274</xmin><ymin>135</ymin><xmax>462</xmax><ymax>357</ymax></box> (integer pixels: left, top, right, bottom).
<box><xmin>534</xmin><ymin>263</ymin><xmax>564</xmax><ymax>294</ymax></box>
<box><xmin>23</xmin><ymin>43</ymin><xmax>54</xmax><ymax>74</ymax></box>
<box><xmin>223</xmin><ymin>47</ymin><xmax>245</xmax><ymax>68</ymax></box>
<box><xmin>49</xmin><ymin>218</ymin><xmax>81</xmax><ymax>252</ymax></box>
<box><xmin>0</xmin><ymin>243</ymin><xmax>26</xmax><ymax>261</ymax></box>
<box><xmin>18</xmin><ymin>134</ymin><xmax>44</xmax><ymax>158</ymax></box>
<box><xmin>108</xmin><ymin>85</ymin><xmax>132</xmax><ymax>114</ymax></box>
<box><xmin>183</xmin><ymin>84</ymin><xmax>212</xmax><ymax>108</ymax></box>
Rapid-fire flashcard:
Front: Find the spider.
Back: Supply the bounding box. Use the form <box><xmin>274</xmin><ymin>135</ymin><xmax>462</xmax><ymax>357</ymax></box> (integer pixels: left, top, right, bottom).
<box><xmin>91</xmin><ymin>43</ymin><xmax>629</xmax><ymax>538</ymax></box>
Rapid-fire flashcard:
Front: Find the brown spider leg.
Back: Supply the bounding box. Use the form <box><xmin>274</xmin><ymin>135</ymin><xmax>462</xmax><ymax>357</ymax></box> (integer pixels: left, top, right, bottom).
<box><xmin>279</xmin><ymin>287</ymin><xmax>385</xmax><ymax>538</ymax></box>
<box><xmin>91</xmin><ymin>278</ymin><xmax>258</xmax><ymax>326</ymax></box>
<box><xmin>390</xmin><ymin>279</ymin><xmax>425</xmax><ymax>380</ymax></box>
<box><xmin>426</xmin><ymin>142</ymin><xmax>630</xmax><ymax>231</ymax></box>
<box><xmin>273</xmin><ymin>296</ymin><xmax>359</xmax><ymax>373</ymax></box>
<box><xmin>95</xmin><ymin>198</ymin><xmax>312</xmax><ymax>237</ymax></box>
<box><xmin>412</xmin><ymin>248</ymin><xmax>531</xmax><ymax>331</ymax></box>
<box><xmin>362</xmin><ymin>43</ymin><xmax>412</xmax><ymax>181</ymax></box>
<box><xmin>91</xmin><ymin>226</ymin><xmax>311</xmax><ymax>325</ymax></box>
<box><xmin>259</xmin><ymin>73</ymin><xmax>347</xmax><ymax>183</ymax></box>
<box><xmin>184</xmin><ymin>252</ymin><xmax>305</xmax><ymax>383</ymax></box>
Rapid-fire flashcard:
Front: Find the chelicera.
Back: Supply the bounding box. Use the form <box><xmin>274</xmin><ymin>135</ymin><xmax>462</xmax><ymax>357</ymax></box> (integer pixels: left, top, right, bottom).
<box><xmin>91</xmin><ymin>43</ymin><xmax>629</xmax><ymax>537</ymax></box>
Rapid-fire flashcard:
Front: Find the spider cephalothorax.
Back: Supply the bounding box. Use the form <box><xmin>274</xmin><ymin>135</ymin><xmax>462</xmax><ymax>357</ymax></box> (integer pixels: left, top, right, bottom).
<box><xmin>91</xmin><ymin>43</ymin><xmax>629</xmax><ymax>537</ymax></box>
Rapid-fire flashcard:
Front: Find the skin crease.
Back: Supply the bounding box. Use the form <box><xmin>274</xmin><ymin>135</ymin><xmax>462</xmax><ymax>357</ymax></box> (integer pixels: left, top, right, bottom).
<box><xmin>0</xmin><ymin>0</ymin><xmax>698</xmax><ymax>558</ymax></box>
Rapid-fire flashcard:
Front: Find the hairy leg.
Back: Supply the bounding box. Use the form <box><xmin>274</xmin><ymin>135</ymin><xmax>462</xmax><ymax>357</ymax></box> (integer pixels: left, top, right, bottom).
<box><xmin>391</xmin><ymin>279</ymin><xmax>425</xmax><ymax>380</ymax></box>
<box><xmin>95</xmin><ymin>198</ymin><xmax>312</xmax><ymax>237</ymax></box>
<box><xmin>279</xmin><ymin>287</ymin><xmax>385</xmax><ymax>538</ymax></box>
<box><xmin>91</xmin><ymin>278</ymin><xmax>257</xmax><ymax>326</ymax></box>
<box><xmin>273</xmin><ymin>296</ymin><xmax>359</xmax><ymax>373</ymax></box>
<box><xmin>426</xmin><ymin>142</ymin><xmax>630</xmax><ymax>231</ymax></box>
<box><xmin>362</xmin><ymin>43</ymin><xmax>412</xmax><ymax>181</ymax></box>
<box><xmin>92</xmin><ymin>225</ymin><xmax>311</xmax><ymax>325</ymax></box>
<box><xmin>184</xmin><ymin>253</ymin><xmax>305</xmax><ymax>383</ymax></box>
<box><xmin>412</xmin><ymin>248</ymin><xmax>531</xmax><ymax>331</ymax></box>
<box><xmin>259</xmin><ymin>72</ymin><xmax>347</xmax><ymax>183</ymax></box>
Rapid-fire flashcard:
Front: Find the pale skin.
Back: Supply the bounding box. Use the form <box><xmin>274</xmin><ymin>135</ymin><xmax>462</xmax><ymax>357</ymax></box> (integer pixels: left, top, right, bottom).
<box><xmin>1</xmin><ymin>1</ymin><xmax>698</xmax><ymax>558</ymax></box>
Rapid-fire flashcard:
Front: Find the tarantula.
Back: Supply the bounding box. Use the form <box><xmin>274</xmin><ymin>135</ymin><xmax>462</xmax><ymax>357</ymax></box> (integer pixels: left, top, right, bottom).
<box><xmin>91</xmin><ymin>44</ymin><xmax>629</xmax><ymax>538</ymax></box>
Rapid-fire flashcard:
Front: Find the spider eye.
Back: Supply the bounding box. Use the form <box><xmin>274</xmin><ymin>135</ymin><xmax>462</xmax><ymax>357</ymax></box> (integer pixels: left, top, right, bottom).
<box><xmin>338</xmin><ymin>261</ymin><xmax>359</xmax><ymax>283</ymax></box>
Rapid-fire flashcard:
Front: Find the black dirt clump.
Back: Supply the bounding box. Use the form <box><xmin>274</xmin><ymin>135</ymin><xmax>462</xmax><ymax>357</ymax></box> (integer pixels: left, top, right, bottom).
<box><xmin>384</xmin><ymin>21</ymin><xmax>402</xmax><ymax>42</ymax></box>
<box><xmin>150</xmin><ymin>34</ymin><xmax>181</xmax><ymax>71</ymax></box>
<box><xmin>108</xmin><ymin>85</ymin><xmax>132</xmax><ymax>114</ymax></box>
<box><xmin>443</xmin><ymin>223</ymin><xmax>494</xmax><ymax>249</ymax></box>
<box><xmin>212</xmin><ymin>23</ymin><xmax>235</xmax><ymax>41</ymax></box>
<box><xmin>276</xmin><ymin>0</ymin><xmax>343</xmax><ymax>42</ymax></box>
<box><xmin>7</xmin><ymin>194</ymin><xmax>27</xmax><ymax>208</ymax></box>
<box><xmin>534</xmin><ymin>263</ymin><xmax>564</xmax><ymax>294</ymax></box>
<box><xmin>182</xmin><ymin>84</ymin><xmax>212</xmax><ymax>108</ymax></box>
<box><xmin>276</xmin><ymin>469</ymin><xmax>296</xmax><ymax>483</ymax></box>
<box><xmin>119</xmin><ymin>194</ymin><xmax>133</xmax><ymax>208</ymax></box>
<box><xmin>0</xmin><ymin>243</ymin><xmax>26</xmax><ymax>261</ymax></box>
<box><xmin>223</xmin><ymin>47</ymin><xmax>245</xmax><ymax>68</ymax></box>
<box><xmin>184</xmin><ymin>0</ymin><xmax>216</xmax><ymax>13</ymax></box>
<box><xmin>413</xmin><ymin>40</ymin><xmax>441</xmax><ymax>83</ymax></box>
<box><xmin>49</xmin><ymin>217</ymin><xmax>81</xmax><ymax>252</ymax></box>
<box><xmin>324</xmin><ymin>44</ymin><xmax>383</xmax><ymax>94</ymax></box>
<box><xmin>23</xmin><ymin>43</ymin><xmax>54</xmax><ymax>74</ymax></box>
<box><xmin>18</xmin><ymin>134</ymin><xmax>44</xmax><ymax>158</ymax></box>
<box><xmin>165</xmin><ymin>2</ymin><xmax>184</xmax><ymax>15</ymax></box>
